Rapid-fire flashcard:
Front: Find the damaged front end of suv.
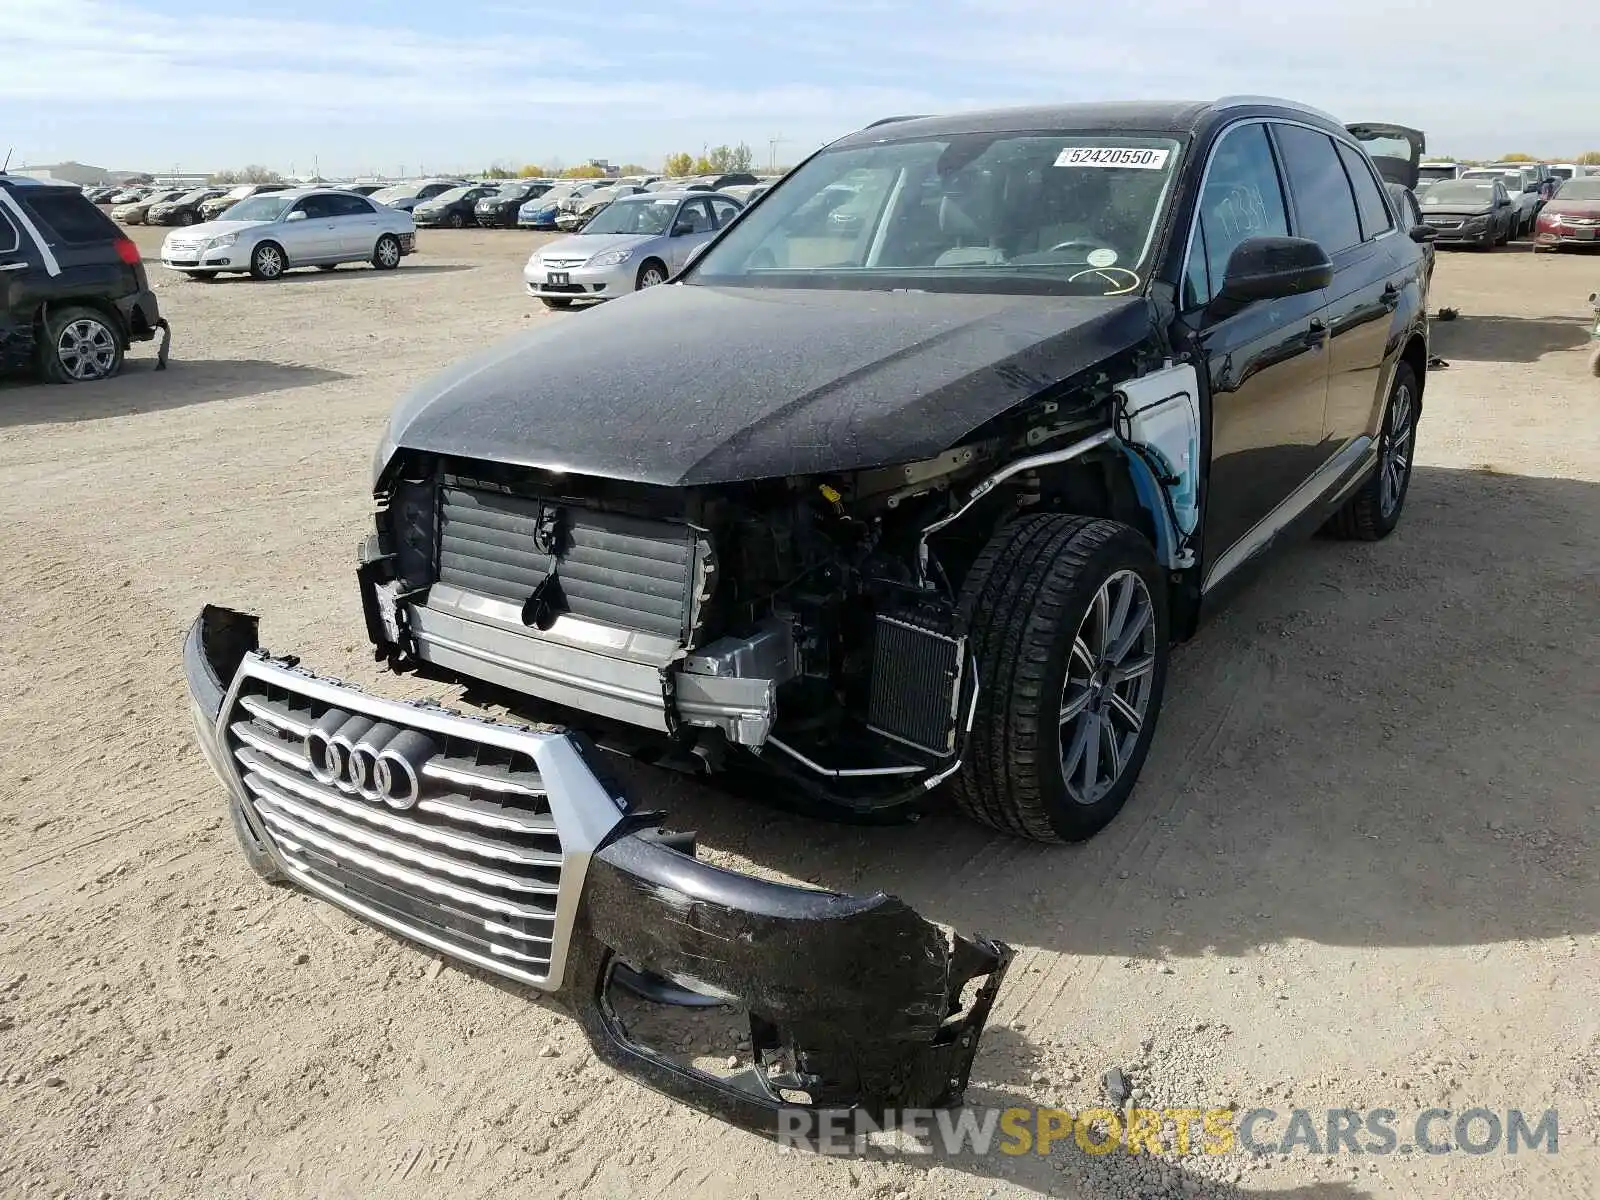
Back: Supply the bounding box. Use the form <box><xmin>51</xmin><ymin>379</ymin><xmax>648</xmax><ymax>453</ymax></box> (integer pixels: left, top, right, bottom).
<box><xmin>184</xmin><ymin>109</ymin><xmax>1230</xmax><ymax>1130</ymax></box>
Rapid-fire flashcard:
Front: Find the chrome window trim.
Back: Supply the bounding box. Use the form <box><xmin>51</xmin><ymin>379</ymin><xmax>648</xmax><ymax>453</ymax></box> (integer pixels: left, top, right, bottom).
<box><xmin>1178</xmin><ymin>115</ymin><xmax>1400</xmax><ymax>308</ymax></box>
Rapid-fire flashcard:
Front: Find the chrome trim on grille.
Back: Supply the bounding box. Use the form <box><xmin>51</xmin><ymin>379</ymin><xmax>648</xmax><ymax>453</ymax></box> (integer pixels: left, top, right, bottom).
<box><xmin>214</xmin><ymin>655</ymin><xmax>627</xmax><ymax>991</ymax></box>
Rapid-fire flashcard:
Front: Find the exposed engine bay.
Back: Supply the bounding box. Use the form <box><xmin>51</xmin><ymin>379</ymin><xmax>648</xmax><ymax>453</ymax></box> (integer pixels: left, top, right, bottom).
<box><xmin>359</xmin><ymin>361</ymin><xmax>1197</xmax><ymax>816</ymax></box>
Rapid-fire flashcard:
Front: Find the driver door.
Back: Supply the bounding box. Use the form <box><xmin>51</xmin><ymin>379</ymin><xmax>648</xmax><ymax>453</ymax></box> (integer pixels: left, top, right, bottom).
<box><xmin>667</xmin><ymin>198</ymin><xmax>717</xmax><ymax>271</ymax></box>
<box><xmin>281</xmin><ymin>194</ymin><xmax>338</xmax><ymax>261</ymax></box>
<box><xmin>1178</xmin><ymin>120</ymin><xmax>1331</xmax><ymax>589</ymax></box>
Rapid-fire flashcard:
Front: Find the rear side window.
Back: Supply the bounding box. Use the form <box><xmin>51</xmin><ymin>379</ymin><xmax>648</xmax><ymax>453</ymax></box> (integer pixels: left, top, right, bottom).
<box><xmin>1335</xmin><ymin>141</ymin><xmax>1394</xmax><ymax>240</ymax></box>
<box><xmin>17</xmin><ymin>190</ymin><xmax>120</xmax><ymax>244</ymax></box>
<box><xmin>327</xmin><ymin>195</ymin><xmax>375</xmax><ymax>217</ymax></box>
<box><xmin>0</xmin><ymin>208</ymin><xmax>20</xmax><ymax>255</ymax></box>
<box><xmin>1273</xmin><ymin>125</ymin><xmax>1362</xmax><ymax>255</ymax></box>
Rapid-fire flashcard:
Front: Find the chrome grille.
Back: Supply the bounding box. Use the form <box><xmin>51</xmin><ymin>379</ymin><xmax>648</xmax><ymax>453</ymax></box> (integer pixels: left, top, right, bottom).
<box><xmin>219</xmin><ymin>659</ymin><xmax>626</xmax><ymax>989</ymax></box>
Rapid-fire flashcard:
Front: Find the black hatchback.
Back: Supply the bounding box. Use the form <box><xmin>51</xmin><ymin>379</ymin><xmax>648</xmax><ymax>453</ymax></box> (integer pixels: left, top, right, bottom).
<box><xmin>0</xmin><ymin>175</ymin><xmax>169</xmax><ymax>383</ymax></box>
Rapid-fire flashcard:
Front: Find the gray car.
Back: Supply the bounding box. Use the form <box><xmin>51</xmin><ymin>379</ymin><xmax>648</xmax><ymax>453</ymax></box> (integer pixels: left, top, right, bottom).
<box><xmin>158</xmin><ymin>188</ymin><xmax>417</xmax><ymax>280</ymax></box>
<box><xmin>522</xmin><ymin>190</ymin><xmax>743</xmax><ymax>307</ymax></box>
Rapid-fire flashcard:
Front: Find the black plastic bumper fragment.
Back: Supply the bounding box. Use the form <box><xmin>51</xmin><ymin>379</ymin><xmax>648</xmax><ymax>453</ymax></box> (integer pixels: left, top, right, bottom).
<box><xmin>182</xmin><ymin>605</ymin><xmax>1012</xmax><ymax>1134</ymax></box>
<box><xmin>574</xmin><ymin>834</ymin><xmax>1011</xmax><ymax>1131</ymax></box>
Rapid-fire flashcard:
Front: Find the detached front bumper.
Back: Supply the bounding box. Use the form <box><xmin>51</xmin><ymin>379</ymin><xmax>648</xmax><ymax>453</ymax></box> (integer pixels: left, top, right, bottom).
<box><xmin>184</xmin><ymin>605</ymin><xmax>1010</xmax><ymax>1132</ymax></box>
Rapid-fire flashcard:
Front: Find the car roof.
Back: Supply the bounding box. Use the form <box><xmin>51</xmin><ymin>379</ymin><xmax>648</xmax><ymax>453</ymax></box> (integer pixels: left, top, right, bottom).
<box><xmin>613</xmin><ymin>189</ymin><xmax>703</xmax><ymax>202</ymax></box>
<box><xmin>828</xmin><ymin>96</ymin><xmax>1347</xmax><ymax>149</ymax></box>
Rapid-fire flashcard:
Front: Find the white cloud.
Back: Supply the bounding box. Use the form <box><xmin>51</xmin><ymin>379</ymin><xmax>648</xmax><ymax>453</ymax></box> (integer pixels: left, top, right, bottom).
<box><xmin>3</xmin><ymin>0</ymin><xmax>1592</xmax><ymax>171</ymax></box>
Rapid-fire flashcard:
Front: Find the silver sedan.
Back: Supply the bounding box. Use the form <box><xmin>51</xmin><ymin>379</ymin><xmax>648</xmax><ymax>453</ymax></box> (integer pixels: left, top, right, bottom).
<box><xmin>158</xmin><ymin>188</ymin><xmax>417</xmax><ymax>280</ymax></box>
<box><xmin>522</xmin><ymin>190</ymin><xmax>743</xmax><ymax>308</ymax></box>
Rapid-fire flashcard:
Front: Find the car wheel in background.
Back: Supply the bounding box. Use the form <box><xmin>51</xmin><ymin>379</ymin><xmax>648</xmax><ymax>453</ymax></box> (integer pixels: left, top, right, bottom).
<box><xmin>249</xmin><ymin>242</ymin><xmax>286</xmax><ymax>281</ymax></box>
<box><xmin>372</xmin><ymin>234</ymin><xmax>402</xmax><ymax>270</ymax></box>
<box><xmin>540</xmin><ymin>298</ymin><xmax>573</xmax><ymax>309</ymax></box>
<box><xmin>39</xmin><ymin>306</ymin><xmax>124</xmax><ymax>384</ymax></box>
<box><xmin>636</xmin><ymin>260</ymin><xmax>668</xmax><ymax>290</ymax></box>
<box><xmin>1324</xmin><ymin>362</ymin><xmax>1418</xmax><ymax>541</ymax></box>
<box><xmin>448</xmin><ymin>212</ymin><xmax>465</xmax><ymax>229</ymax></box>
<box><xmin>179</xmin><ymin>211</ymin><xmax>196</xmax><ymax>226</ymax></box>
<box><xmin>953</xmin><ymin>514</ymin><xmax>1170</xmax><ymax>843</ymax></box>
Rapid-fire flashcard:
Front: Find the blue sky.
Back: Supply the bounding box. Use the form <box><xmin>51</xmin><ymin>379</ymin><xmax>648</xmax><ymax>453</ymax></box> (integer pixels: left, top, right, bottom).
<box><xmin>3</xmin><ymin>0</ymin><xmax>1591</xmax><ymax>176</ymax></box>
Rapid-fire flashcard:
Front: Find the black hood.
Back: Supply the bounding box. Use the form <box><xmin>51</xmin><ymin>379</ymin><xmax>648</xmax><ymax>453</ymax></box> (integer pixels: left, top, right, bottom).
<box><xmin>1421</xmin><ymin>203</ymin><xmax>1493</xmax><ymax>218</ymax></box>
<box><xmin>384</xmin><ymin>284</ymin><xmax>1153</xmax><ymax>487</ymax></box>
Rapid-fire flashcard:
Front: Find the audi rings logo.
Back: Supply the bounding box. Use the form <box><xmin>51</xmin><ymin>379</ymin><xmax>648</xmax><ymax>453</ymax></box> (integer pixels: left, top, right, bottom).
<box><xmin>305</xmin><ymin>711</ymin><xmax>437</xmax><ymax>810</ymax></box>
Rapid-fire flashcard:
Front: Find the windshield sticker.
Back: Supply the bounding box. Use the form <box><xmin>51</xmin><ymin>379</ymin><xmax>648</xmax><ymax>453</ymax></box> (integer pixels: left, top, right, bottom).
<box><xmin>1054</xmin><ymin>147</ymin><xmax>1170</xmax><ymax>170</ymax></box>
<box><xmin>1086</xmin><ymin>248</ymin><xmax>1119</xmax><ymax>268</ymax></box>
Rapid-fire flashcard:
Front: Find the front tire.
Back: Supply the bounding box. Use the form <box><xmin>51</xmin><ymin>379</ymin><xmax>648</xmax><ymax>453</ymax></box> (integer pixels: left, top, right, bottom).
<box><xmin>636</xmin><ymin>259</ymin><xmax>668</xmax><ymax>290</ymax></box>
<box><xmin>954</xmin><ymin>515</ymin><xmax>1170</xmax><ymax>843</ymax></box>
<box><xmin>249</xmin><ymin>241</ymin><xmax>286</xmax><ymax>280</ymax></box>
<box><xmin>179</xmin><ymin>210</ymin><xmax>196</xmax><ymax>226</ymax></box>
<box><xmin>448</xmin><ymin>211</ymin><xmax>465</xmax><ymax>229</ymax></box>
<box><xmin>372</xmin><ymin>234</ymin><xmax>402</xmax><ymax>270</ymax></box>
<box><xmin>1325</xmin><ymin>362</ymin><xmax>1418</xmax><ymax>540</ymax></box>
<box><xmin>39</xmin><ymin>306</ymin><xmax>124</xmax><ymax>383</ymax></box>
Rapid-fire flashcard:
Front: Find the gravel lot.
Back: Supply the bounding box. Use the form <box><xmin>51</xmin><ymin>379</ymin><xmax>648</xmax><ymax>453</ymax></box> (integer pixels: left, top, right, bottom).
<box><xmin>2</xmin><ymin>226</ymin><xmax>1596</xmax><ymax>1200</ymax></box>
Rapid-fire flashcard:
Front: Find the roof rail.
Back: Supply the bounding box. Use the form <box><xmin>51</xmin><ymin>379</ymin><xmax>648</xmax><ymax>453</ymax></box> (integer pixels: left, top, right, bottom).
<box><xmin>864</xmin><ymin>114</ymin><xmax>928</xmax><ymax>129</ymax></box>
<box><xmin>1213</xmin><ymin>94</ymin><xmax>1341</xmax><ymax>124</ymax></box>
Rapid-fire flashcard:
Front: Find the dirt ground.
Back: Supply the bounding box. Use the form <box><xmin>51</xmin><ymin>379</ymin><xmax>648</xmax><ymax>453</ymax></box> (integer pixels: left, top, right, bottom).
<box><xmin>1</xmin><ymin>225</ymin><xmax>1596</xmax><ymax>1200</ymax></box>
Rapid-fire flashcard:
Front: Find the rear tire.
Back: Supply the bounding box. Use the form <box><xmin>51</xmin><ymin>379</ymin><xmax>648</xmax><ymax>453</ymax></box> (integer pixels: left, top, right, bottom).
<box><xmin>954</xmin><ymin>515</ymin><xmax>1170</xmax><ymax>843</ymax></box>
<box><xmin>1324</xmin><ymin>362</ymin><xmax>1418</xmax><ymax>541</ymax></box>
<box><xmin>38</xmin><ymin>306</ymin><xmax>124</xmax><ymax>383</ymax></box>
<box><xmin>372</xmin><ymin>234</ymin><xmax>402</xmax><ymax>270</ymax></box>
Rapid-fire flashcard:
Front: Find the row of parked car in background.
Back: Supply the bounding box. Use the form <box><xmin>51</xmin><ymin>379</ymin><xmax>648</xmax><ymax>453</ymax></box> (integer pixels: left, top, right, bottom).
<box><xmin>1412</xmin><ymin>159</ymin><xmax>1599</xmax><ymax>250</ymax></box>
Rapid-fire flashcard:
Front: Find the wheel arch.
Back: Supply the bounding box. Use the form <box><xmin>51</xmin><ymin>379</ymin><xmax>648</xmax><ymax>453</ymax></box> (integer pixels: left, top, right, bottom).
<box><xmin>33</xmin><ymin>297</ymin><xmax>131</xmax><ymax>350</ymax></box>
<box><xmin>1399</xmin><ymin>330</ymin><xmax>1428</xmax><ymax>406</ymax></box>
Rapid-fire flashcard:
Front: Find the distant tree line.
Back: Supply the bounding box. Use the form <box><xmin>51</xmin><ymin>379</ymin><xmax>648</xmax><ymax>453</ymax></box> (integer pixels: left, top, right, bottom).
<box><xmin>207</xmin><ymin>165</ymin><xmax>284</xmax><ymax>184</ymax></box>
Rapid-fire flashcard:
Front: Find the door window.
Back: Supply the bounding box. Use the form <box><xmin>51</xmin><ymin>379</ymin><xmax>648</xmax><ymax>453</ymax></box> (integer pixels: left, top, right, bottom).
<box><xmin>1274</xmin><ymin>125</ymin><xmax>1362</xmax><ymax>255</ymax></box>
<box><xmin>675</xmin><ymin>198</ymin><xmax>716</xmax><ymax>234</ymax></box>
<box><xmin>327</xmin><ymin>194</ymin><xmax>376</xmax><ymax>218</ymax></box>
<box><xmin>293</xmin><ymin>195</ymin><xmax>339</xmax><ymax>220</ymax></box>
<box><xmin>1182</xmin><ymin>122</ymin><xmax>1290</xmax><ymax>309</ymax></box>
<box><xmin>419</xmin><ymin>184</ymin><xmax>451</xmax><ymax>200</ymax></box>
<box><xmin>1335</xmin><ymin>141</ymin><xmax>1394</xmax><ymax>241</ymax></box>
<box><xmin>0</xmin><ymin>208</ymin><xmax>20</xmax><ymax>255</ymax></box>
<box><xmin>708</xmin><ymin>197</ymin><xmax>742</xmax><ymax>228</ymax></box>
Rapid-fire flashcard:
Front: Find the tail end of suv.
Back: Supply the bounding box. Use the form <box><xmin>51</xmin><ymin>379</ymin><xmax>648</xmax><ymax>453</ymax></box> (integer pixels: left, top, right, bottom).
<box><xmin>0</xmin><ymin>174</ymin><xmax>171</xmax><ymax>384</ymax></box>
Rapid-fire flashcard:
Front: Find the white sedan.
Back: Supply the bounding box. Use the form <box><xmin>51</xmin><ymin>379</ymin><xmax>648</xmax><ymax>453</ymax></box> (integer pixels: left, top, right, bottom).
<box><xmin>159</xmin><ymin>188</ymin><xmax>417</xmax><ymax>280</ymax></box>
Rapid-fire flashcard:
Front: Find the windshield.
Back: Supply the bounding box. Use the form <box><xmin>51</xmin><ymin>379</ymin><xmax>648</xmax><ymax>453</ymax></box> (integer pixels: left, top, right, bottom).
<box><xmin>428</xmin><ymin>187</ymin><xmax>477</xmax><ymax>204</ymax></box>
<box><xmin>1466</xmin><ymin>170</ymin><xmax>1524</xmax><ymax>188</ymax></box>
<box><xmin>689</xmin><ymin>132</ymin><xmax>1182</xmax><ymax>295</ymax></box>
<box><xmin>496</xmin><ymin>183</ymin><xmax>531</xmax><ymax>199</ymax></box>
<box><xmin>1417</xmin><ymin>166</ymin><xmax>1457</xmax><ymax>183</ymax></box>
<box><xmin>370</xmin><ymin>184</ymin><xmax>419</xmax><ymax>204</ymax></box>
<box><xmin>177</xmin><ymin>188</ymin><xmax>212</xmax><ymax>204</ymax></box>
<box><xmin>581</xmin><ymin>197</ymin><xmax>679</xmax><ymax>236</ymax></box>
<box><xmin>225</xmin><ymin>185</ymin><xmax>256</xmax><ymax>199</ymax></box>
<box><xmin>1555</xmin><ymin>178</ymin><xmax>1600</xmax><ymax>201</ymax></box>
<box><xmin>1424</xmin><ymin>181</ymin><xmax>1497</xmax><ymax>204</ymax></box>
<box><xmin>223</xmin><ymin>194</ymin><xmax>293</xmax><ymax>222</ymax></box>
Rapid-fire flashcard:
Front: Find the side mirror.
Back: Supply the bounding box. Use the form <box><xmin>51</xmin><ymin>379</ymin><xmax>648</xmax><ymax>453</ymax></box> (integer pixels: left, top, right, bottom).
<box><xmin>285</xmin><ymin>210</ymin><xmax>308</xmax><ymax>222</ymax></box>
<box><xmin>1526</xmin><ymin>182</ymin><xmax>1541</xmax><ymax>193</ymax></box>
<box><xmin>1211</xmin><ymin>236</ymin><xmax>1333</xmax><ymax>316</ymax></box>
<box><xmin>671</xmin><ymin>222</ymin><xmax>694</xmax><ymax>237</ymax></box>
<box><xmin>1409</xmin><ymin>224</ymin><xmax>1437</xmax><ymax>243</ymax></box>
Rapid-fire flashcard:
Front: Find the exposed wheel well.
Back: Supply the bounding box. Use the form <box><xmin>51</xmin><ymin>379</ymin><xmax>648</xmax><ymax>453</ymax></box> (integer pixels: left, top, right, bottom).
<box><xmin>1400</xmin><ymin>333</ymin><xmax>1428</xmax><ymax>405</ymax></box>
